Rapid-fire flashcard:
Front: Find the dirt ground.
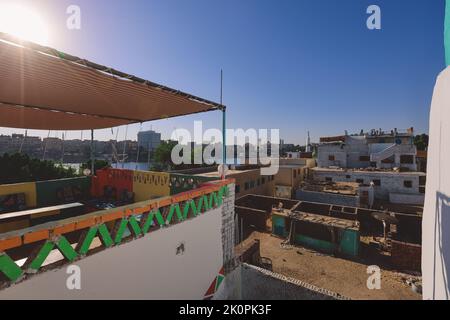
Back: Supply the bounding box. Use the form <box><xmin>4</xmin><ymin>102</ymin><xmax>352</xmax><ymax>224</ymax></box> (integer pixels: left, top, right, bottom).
<box><xmin>245</xmin><ymin>231</ymin><xmax>421</xmax><ymax>300</ymax></box>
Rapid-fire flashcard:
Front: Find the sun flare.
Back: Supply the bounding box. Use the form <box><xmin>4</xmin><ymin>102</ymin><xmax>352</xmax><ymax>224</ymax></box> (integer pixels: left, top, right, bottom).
<box><xmin>0</xmin><ymin>3</ymin><xmax>49</xmax><ymax>46</ymax></box>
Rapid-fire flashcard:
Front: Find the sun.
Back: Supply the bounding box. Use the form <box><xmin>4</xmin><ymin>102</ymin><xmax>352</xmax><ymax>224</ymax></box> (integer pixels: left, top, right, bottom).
<box><xmin>0</xmin><ymin>3</ymin><xmax>49</xmax><ymax>46</ymax></box>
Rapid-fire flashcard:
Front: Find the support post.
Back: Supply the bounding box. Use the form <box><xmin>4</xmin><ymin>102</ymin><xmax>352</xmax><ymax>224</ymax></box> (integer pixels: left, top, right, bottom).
<box><xmin>221</xmin><ymin>69</ymin><xmax>227</xmax><ymax>179</ymax></box>
<box><xmin>90</xmin><ymin>129</ymin><xmax>95</xmax><ymax>176</ymax></box>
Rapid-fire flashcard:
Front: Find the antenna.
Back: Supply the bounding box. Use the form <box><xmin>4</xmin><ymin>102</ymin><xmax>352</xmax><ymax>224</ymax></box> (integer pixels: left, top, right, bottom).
<box><xmin>221</xmin><ymin>69</ymin><xmax>227</xmax><ymax>179</ymax></box>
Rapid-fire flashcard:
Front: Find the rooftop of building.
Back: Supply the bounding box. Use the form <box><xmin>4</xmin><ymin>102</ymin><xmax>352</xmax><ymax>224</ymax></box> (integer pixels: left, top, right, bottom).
<box><xmin>273</xmin><ymin>209</ymin><xmax>359</xmax><ymax>230</ymax></box>
<box><xmin>299</xmin><ymin>181</ymin><xmax>359</xmax><ymax>196</ymax></box>
<box><xmin>319</xmin><ymin>127</ymin><xmax>415</xmax><ymax>143</ymax></box>
<box><xmin>312</xmin><ymin>167</ymin><xmax>426</xmax><ymax>176</ymax></box>
<box><xmin>243</xmin><ymin>232</ymin><xmax>421</xmax><ymax>300</ymax></box>
<box><xmin>0</xmin><ymin>167</ymin><xmax>233</xmax><ymax>288</ymax></box>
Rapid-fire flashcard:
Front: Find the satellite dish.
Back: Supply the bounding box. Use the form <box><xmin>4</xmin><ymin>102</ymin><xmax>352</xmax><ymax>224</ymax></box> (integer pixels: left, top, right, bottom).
<box><xmin>83</xmin><ymin>168</ymin><xmax>91</xmax><ymax>176</ymax></box>
<box><xmin>218</xmin><ymin>164</ymin><xmax>229</xmax><ymax>177</ymax></box>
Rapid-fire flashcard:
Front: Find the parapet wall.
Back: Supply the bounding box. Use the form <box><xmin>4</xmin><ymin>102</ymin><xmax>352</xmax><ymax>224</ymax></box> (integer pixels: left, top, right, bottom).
<box><xmin>391</xmin><ymin>240</ymin><xmax>421</xmax><ymax>272</ymax></box>
<box><xmin>215</xmin><ymin>263</ymin><xmax>347</xmax><ymax>300</ymax></box>
<box><xmin>0</xmin><ymin>179</ymin><xmax>235</xmax><ymax>299</ymax></box>
<box><xmin>296</xmin><ymin>189</ymin><xmax>359</xmax><ymax>207</ymax></box>
<box><xmin>0</xmin><ymin>206</ymin><xmax>224</xmax><ymax>299</ymax></box>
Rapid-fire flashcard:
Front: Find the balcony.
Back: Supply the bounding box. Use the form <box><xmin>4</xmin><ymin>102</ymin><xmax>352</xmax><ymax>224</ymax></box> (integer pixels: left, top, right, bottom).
<box><xmin>0</xmin><ymin>168</ymin><xmax>234</xmax><ymax>293</ymax></box>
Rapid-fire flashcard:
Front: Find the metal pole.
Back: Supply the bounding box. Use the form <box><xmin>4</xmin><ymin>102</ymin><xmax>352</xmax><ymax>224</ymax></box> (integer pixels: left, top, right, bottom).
<box><xmin>90</xmin><ymin>129</ymin><xmax>95</xmax><ymax>175</ymax></box>
<box><xmin>221</xmin><ymin>69</ymin><xmax>226</xmax><ymax>179</ymax></box>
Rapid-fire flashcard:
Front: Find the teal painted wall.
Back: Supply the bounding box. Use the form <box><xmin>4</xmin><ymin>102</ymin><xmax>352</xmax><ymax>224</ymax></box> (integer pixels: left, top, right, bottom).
<box><xmin>339</xmin><ymin>229</ymin><xmax>360</xmax><ymax>256</ymax></box>
<box><xmin>272</xmin><ymin>214</ymin><xmax>286</xmax><ymax>237</ymax></box>
<box><xmin>36</xmin><ymin>177</ymin><xmax>91</xmax><ymax>207</ymax></box>
<box><xmin>271</xmin><ymin>215</ymin><xmax>360</xmax><ymax>257</ymax></box>
<box><xmin>294</xmin><ymin>234</ymin><xmax>335</xmax><ymax>253</ymax></box>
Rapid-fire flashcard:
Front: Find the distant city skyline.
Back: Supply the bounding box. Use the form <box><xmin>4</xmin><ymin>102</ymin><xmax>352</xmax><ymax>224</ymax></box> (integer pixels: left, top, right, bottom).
<box><xmin>0</xmin><ymin>0</ymin><xmax>444</xmax><ymax>144</ymax></box>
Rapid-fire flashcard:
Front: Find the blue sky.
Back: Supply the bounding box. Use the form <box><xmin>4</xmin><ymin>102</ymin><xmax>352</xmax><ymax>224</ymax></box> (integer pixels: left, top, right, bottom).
<box><xmin>0</xmin><ymin>0</ymin><xmax>446</xmax><ymax>144</ymax></box>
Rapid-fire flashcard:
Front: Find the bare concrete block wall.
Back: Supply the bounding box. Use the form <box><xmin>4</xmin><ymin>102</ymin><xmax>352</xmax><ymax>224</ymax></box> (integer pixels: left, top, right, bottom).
<box><xmin>216</xmin><ymin>263</ymin><xmax>347</xmax><ymax>300</ymax></box>
<box><xmin>313</xmin><ymin>170</ymin><xmax>423</xmax><ymax>200</ymax></box>
<box><xmin>222</xmin><ymin>183</ymin><xmax>236</xmax><ymax>272</ymax></box>
<box><xmin>391</xmin><ymin>240</ymin><xmax>421</xmax><ymax>272</ymax></box>
<box><xmin>296</xmin><ymin>189</ymin><xmax>359</xmax><ymax>207</ymax></box>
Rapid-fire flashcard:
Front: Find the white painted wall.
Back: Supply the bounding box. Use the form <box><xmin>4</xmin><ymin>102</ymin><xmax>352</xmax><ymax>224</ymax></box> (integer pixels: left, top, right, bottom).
<box><xmin>0</xmin><ymin>207</ymin><xmax>224</xmax><ymax>300</ymax></box>
<box><xmin>389</xmin><ymin>192</ymin><xmax>425</xmax><ymax>205</ymax></box>
<box><xmin>423</xmin><ymin>67</ymin><xmax>450</xmax><ymax>300</ymax></box>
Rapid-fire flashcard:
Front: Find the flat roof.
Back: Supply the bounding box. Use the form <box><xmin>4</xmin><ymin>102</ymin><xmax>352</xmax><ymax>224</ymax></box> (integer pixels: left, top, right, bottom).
<box><xmin>195</xmin><ymin>168</ymin><xmax>260</xmax><ymax>177</ymax></box>
<box><xmin>312</xmin><ymin>167</ymin><xmax>426</xmax><ymax>176</ymax></box>
<box><xmin>273</xmin><ymin>210</ymin><xmax>359</xmax><ymax>230</ymax></box>
<box><xmin>300</xmin><ymin>181</ymin><xmax>359</xmax><ymax>195</ymax></box>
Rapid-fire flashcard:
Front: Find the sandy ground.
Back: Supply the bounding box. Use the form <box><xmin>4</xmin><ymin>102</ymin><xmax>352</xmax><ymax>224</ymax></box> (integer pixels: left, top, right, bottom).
<box><xmin>245</xmin><ymin>231</ymin><xmax>421</xmax><ymax>300</ymax></box>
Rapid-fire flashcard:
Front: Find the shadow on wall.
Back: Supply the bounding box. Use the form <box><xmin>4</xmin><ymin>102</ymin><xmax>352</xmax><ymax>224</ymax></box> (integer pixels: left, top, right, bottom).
<box><xmin>434</xmin><ymin>192</ymin><xmax>450</xmax><ymax>299</ymax></box>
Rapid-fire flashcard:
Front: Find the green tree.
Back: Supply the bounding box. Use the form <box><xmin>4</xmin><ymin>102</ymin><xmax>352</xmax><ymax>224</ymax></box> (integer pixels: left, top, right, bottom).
<box><xmin>151</xmin><ymin>140</ymin><xmax>178</xmax><ymax>171</ymax></box>
<box><xmin>0</xmin><ymin>153</ymin><xmax>78</xmax><ymax>184</ymax></box>
<box><xmin>414</xmin><ymin>134</ymin><xmax>429</xmax><ymax>151</ymax></box>
<box><xmin>81</xmin><ymin>159</ymin><xmax>110</xmax><ymax>175</ymax></box>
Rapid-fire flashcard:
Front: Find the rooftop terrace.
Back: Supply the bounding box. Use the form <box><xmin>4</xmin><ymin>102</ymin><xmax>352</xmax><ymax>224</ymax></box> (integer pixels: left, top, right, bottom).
<box><xmin>0</xmin><ymin>167</ymin><xmax>233</xmax><ymax>290</ymax></box>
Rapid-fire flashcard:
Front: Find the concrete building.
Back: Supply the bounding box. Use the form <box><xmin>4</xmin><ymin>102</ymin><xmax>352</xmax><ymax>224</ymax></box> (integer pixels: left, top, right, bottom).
<box><xmin>314</xmin><ymin>129</ymin><xmax>425</xmax><ymax>206</ymax></box>
<box><xmin>137</xmin><ymin>130</ymin><xmax>161</xmax><ymax>152</ymax></box>
<box><xmin>296</xmin><ymin>181</ymin><xmax>363</xmax><ymax>208</ymax></box>
<box><xmin>286</xmin><ymin>152</ymin><xmax>301</xmax><ymax>159</ymax></box>
<box><xmin>312</xmin><ymin>167</ymin><xmax>425</xmax><ymax>205</ymax></box>
<box><xmin>274</xmin><ymin>158</ymin><xmax>316</xmax><ymax>198</ymax></box>
<box><xmin>173</xmin><ymin>164</ymin><xmax>277</xmax><ymax>199</ymax></box>
<box><xmin>317</xmin><ymin>128</ymin><xmax>417</xmax><ymax>171</ymax></box>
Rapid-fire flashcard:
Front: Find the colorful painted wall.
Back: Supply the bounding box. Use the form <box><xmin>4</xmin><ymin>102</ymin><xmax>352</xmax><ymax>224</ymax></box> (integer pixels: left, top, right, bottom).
<box><xmin>272</xmin><ymin>213</ymin><xmax>359</xmax><ymax>257</ymax></box>
<box><xmin>0</xmin><ymin>177</ymin><xmax>91</xmax><ymax>210</ymax></box>
<box><xmin>133</xmin><ymin>170</ymin><xmax>170</xmax><ymax>202</ymax></box>
<box><xmin>36</xmin><ymin>177</ymin><xmax>91</xmax><ymax>207</ymax></box>
<box><xmin>91</xmin><ymin>169</ymin><xmax>216</xmax><ymax>203</ymax></box>
<box><xmin>0</xmin><ymin>182</ymin><xmax>37</xmax><ymax>208</ymax></box>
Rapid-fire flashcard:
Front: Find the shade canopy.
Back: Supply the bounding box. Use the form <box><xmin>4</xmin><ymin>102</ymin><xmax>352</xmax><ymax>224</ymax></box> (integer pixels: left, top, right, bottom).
<box><xmin>0</xmin><ymin>33</ymin><xmax>223</xmax><ymax>130</ymax></box>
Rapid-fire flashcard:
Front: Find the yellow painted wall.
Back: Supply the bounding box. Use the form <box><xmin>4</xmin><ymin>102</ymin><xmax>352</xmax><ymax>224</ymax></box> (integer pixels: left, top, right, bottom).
<box><xmin>231</xmin><ymin>169</ymin><xmax>275</xmax><ymax>199</ymax></box>
<box><xmin>0</xmin><ymin>182</ymin><xmax>37</xmax><ymax>208</ymax></box>
<box><xmin>133</xmin><ymin>171</ymin><xmax>170</xmax><ymax>202</ymax></box>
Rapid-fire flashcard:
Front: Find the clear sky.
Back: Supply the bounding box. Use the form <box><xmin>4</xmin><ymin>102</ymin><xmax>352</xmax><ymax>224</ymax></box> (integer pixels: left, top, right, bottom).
<box><xmin>0</xmin><ymin>0</ymin><xmax>446</xmax><ymax>144</ymax></box>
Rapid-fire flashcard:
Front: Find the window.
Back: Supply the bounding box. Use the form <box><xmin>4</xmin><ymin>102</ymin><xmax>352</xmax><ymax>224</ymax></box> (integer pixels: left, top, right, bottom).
<box><xmin>257</xmin><ymin>179</ymin><xmax>261</xmax><ymax>186</ymax></box>
<box><xmin>346</xmin><ymin>175</ymin><xmax>351</xmax><ymax>179</ymax></box>
<box><xmin>262</xmin><ymin>177</ymin><xmax>266</xmax><ymax>184</ymax></box>
<box><xmin>356</xmin><ymin>179</ymin><xmax>364</xmax><ymax>184</ymax></box>
<box><xmin>372</xmin><ymin>179</ymin><xmax>381</xmax><ymax>186</ymax></box>
<box><xmin>245</xmin><ymin>182</ymin><xmax>249</xmax><ymax>190</ymax></box>
<box><xmin>325</xmin><ymin>177</ymin><xmax>332</xmax><ymax>182</ymax></box>
<box><xmin>328</xmin><ymin>155</ymin><xmax>335</xmax><ymax>161</ymax></box>
<box><xmin>250</xmin><ymin>181</ymin><xmax>255</xmax><ymax>188</ymax></box>
<box><xmin>404</xmin><ymin>180</ymin><xmax>413</xmax><ymax>188</ymax></box>
<box><xmin>235</xmin><ymin>185</ymin><xmax>241</xmax><ymax>194</ymax></box>
<box><xmin>293</xmin><ymin>171</ymin><xmax>297</xmax><ymax>178</ymax></box>
<box><xmin>359</xmin><ymin>155</ymin><xmax>370</xmax><ymax>162</ymax></box>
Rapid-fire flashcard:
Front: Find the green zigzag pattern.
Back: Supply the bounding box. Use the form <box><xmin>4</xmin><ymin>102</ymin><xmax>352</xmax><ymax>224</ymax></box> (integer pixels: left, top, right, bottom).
<box><xmin>0</xmin><ymin>186</ymin><xmax>229</xmax><ymax>282</ymax></box>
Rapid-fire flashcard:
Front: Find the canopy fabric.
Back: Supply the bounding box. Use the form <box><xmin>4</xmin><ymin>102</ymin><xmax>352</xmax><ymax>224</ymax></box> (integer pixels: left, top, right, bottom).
<box><xmin>0</xmin><ymin>33</ymin><xmax>223</xmax><ymax>130</ymax></box>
